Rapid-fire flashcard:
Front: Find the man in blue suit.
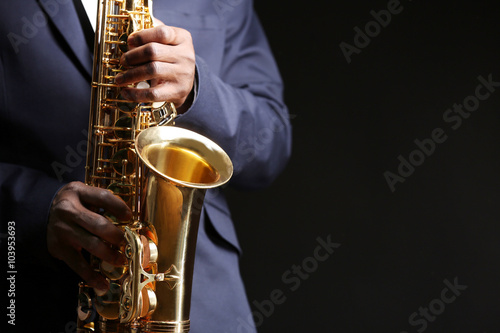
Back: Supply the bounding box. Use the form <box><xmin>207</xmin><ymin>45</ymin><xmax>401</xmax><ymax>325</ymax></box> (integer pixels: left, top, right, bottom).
<box><xmin>0</xmin><ymin>0</ymin><xmax>291</xmax><ymax>332</ymax></box>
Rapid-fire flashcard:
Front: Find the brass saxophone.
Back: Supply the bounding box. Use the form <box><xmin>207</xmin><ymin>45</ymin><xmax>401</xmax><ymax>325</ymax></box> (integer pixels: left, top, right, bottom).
<box><xmin>77</xmin><ymin>1</ymin><xmax>233</xmax><ymax>332</ymax></box>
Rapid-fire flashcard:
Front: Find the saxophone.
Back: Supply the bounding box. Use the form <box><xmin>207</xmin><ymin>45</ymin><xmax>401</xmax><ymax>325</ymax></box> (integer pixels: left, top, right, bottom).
<box><xmin>77</xmin><ymin>1</ymin><xmax>233</xmax><ymax>332</ymax></box>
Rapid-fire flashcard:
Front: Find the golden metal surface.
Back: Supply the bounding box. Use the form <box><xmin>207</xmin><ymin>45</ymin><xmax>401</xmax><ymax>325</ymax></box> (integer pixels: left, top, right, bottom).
<box><xmin>136</xmin><ymin>126</ymin><xmax>232</xmax><ymax>325</ymax></box>
<box><xmin>78</xmin><ymin>1</ymin><xmax>233</xmax><ymax>332</ymax></box>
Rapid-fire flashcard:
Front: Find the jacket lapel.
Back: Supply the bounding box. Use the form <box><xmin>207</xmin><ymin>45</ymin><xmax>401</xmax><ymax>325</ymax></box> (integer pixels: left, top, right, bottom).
<box><xmin>38</xmin><ymin>0</ymin><xmax>93</xmax><ymax>78</ymax></box>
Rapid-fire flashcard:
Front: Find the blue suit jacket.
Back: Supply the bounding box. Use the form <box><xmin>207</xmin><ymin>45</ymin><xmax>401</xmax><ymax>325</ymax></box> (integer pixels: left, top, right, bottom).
<box><xmin>0</xmin><ymin>0</ymin><xmax>291</xmax><ymax>332</ymax></box>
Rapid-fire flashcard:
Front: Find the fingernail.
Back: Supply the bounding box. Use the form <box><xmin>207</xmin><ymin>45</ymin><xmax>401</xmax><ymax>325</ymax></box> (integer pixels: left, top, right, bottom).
<box><xmin>115</xmin><ymin>73</ymin><xmax>123</xmax><ymax>84</ymax></box>
<box><xmin>94</xmin><ymin>287</ymin><xmax>108</xmax><ymax>296</ymax></box>
<box><xmin>122</xmin><ymin>207</ymin><xmax>132</xmax><ymax>220</ymax></box>
<box><xmin>120</xmin><ymin>54</ymin><xmax>129</xmax><ymax>67</ymax></box>
<box><xmin>128</xmin><ymin>35</ymin><xmax>136</xmax><ymax>47</ymax></box>
<box><xmin>95</xmin><ymin>279</ymin><xmax>109</xmax><ymax>294</ymax></box>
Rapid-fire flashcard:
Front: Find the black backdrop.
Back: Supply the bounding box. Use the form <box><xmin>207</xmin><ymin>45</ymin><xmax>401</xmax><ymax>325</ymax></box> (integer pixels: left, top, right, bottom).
<box><xmin>228</xmin><ymin>1</ymin><xmax>500</xmax><ymax>332</ymax></box>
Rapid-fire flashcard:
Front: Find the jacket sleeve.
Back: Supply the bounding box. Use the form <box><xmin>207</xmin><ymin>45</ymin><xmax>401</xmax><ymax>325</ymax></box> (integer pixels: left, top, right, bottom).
<box><xmin>175</xmin><ymin>2</ymin><xmax>292</xmax><ymax>190</ymax></box>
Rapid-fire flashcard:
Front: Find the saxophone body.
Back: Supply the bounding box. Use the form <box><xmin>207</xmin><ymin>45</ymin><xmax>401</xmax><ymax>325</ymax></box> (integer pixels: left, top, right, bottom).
<box><xmin>77</xmin><ymin>1</ymin><xmax>233</xmax><ymax>332</ymax></box>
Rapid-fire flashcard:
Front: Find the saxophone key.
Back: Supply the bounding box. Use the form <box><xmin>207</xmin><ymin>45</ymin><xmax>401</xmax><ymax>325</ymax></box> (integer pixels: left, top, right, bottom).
<box><xmin>111</xmin><ymin>148</ymin><xmax>136</xmax><ymax>175</ymax></box>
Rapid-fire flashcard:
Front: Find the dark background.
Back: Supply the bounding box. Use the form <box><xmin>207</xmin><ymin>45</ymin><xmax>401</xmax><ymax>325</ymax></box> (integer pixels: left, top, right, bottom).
<box><xmin>229</xmin><ymin>0</ymin><xmax>500</xmax><ymax>332</ymax></box>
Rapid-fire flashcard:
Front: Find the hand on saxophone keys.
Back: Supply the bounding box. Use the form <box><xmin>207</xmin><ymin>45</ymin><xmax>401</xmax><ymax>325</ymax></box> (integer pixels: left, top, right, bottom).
<box><xmin>47</xmin><ymin>181</ymin><xmax>131</xmax><ymax>291</ymax></box>
<box><xmin>114</xmin><ymin>22</ymin><xmax>196</xmax><ymax>114</ymax></box>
